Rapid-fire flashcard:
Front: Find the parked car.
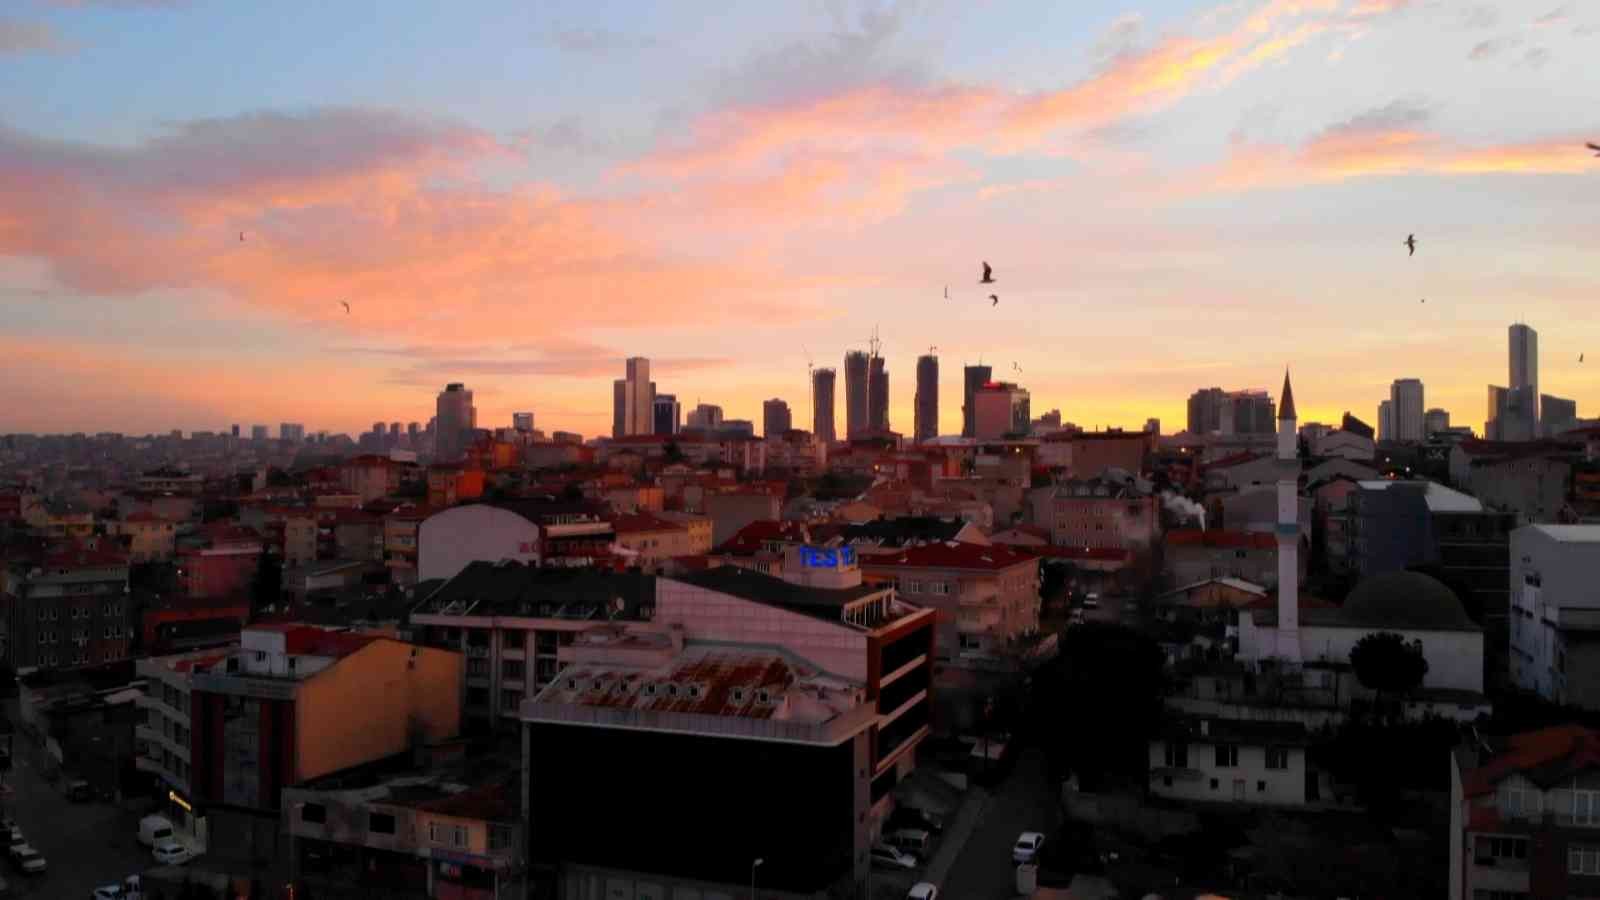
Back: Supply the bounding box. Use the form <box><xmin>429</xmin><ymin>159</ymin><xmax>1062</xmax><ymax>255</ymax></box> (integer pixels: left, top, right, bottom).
<box><xmin>93</xmin><ymin>874</ymin><xmax>143</xmax><ymax>899</ymax></box>
<box><xmin>11</xmin><ymin>845</ymin><xmax>44</xmax><ymax>874</ymax></box>
<box><xmin>885</xmin><ymin>828</ymin><xmax>932</xmax><ymax>859</ymax></box>
<box><xmin>137</xmin><ymin>816</ymin><xmax>174</xmax><ymax>848</ymax></box>
<box><xmin>906</xmin><ymin>883</ymin><xmax>938</xmax><ymax>900</ymax></box>
<box><xmin>1013</xmin><ymin>831</ymin><xmax>1045</xmax><ymax>864</ymax></box>
<box><xmin>4</xmin><ymin>836</ymin><xmax>27</xmax><ymax>860</ymax></box>
<box><xmin>869</xmin><ymin>843</ymin><xmax>917</xmax><ymax>870</ymax></box>
<box><xmin>888</xmin><ymin>806</ymin><xmax>944</xmax><ymax>835</ymax></box>
<box><xmin>151</xmin><ymin>840</ymin><xmax>194</xmax><ymax>867</ymax></box>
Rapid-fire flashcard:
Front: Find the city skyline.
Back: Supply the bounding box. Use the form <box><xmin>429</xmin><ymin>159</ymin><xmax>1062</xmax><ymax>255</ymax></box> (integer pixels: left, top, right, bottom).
<box><xmin>1</xmin><ymin>1</ymin><xmax>1597</xmax><ymax>437</ymax></box>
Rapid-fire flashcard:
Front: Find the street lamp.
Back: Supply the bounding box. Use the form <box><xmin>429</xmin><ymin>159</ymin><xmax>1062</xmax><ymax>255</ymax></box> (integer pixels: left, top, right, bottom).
<box><xmin>751</xmin><ymin>858</ymin><xmax>764</xmax><ymax>900</ymax></box>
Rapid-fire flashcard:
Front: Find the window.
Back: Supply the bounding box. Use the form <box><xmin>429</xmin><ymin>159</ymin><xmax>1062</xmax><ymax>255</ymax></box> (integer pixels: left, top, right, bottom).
<box><xmin>429</xmin><ymin>823</ymin><xmax>468</xmax><ymax>848</ymax></box>
<box><xmin>929</xmin><ymin>582</ymin><xmax>951</xmax><ymax>596</ymax></box>
<box><xmin>1163</xmin><ymin>742</ymin><xmax>1189</xmax><ymax>768</ymax></box>
<box><xmin>1215</xmin><ymin>745</ymin><xmax>1238</xmax><ymax>768</ymax></box>
<box><xmin>1571</xmin><ymin>845</ymin><xmax>1600</xmax><ymax>876</ymax></box>
<box><xmin>1265</xmin><ymin>747</ymin><xmax>1289</xmax><ymax>770</ymax></box>
<box><xmin>254</xmin><ymin>651</ymin><xmax>266</xmax><ymax>663</ymax></box>
<box><xmin>1209</xmin><ymin>778</ymin><xmax>1219</xmax><ymax>790</ymax></box>
<box><xmin>959</xmin><ymin>634</ymin><xmax>981</xmax><ymax>652</ymax></box>
<box><xmin>488</xmin><ymin>824</ymin><xmax>513</xmax><ymax>852</ymax></box>
<box><xmin>500</xmin><ymin>690</ymin><xmax>521</xmax><ymax>711</ymax></box>
<box><xmin>1475</xmin><ymin>835</ymin><xmax>1529</xmax><ymax>867</ymax></box>
<box><xmin>1257</xmin><ymin>780</ymin><xmax>1266</xmax><ymax>793</ymax></box>
<box><xmin>906</xmin><ymin>580</ymin><xmax>922</xmax><ymax>594</ymax></box>
<box><xmin>300</xmin><ymin>803</ymin><xmax>326</xmax><ymax>824</ymax></box>
<box><xmin>1575</xmin><ymin>790</ymin><xmax>1600</xmax><ymax>825</ymax></box>
<box><xmin>1504</xmin><ymin>786</ymin><xmax>1542</xmax><ymax>820</ymax></box>
<box><xmin>466</xmin><ymin>659</ymin><xmax>489</xmax><ymax>677</ymax></box>
<box><xmin>369</xmin><ymin>812</ymin><xmax>396</xmax><ymax>835</ymax></box>
<box><xmin>501</xmin><ymin>660</ymin><xmax>524</xmax><ymax>680</ymax></box>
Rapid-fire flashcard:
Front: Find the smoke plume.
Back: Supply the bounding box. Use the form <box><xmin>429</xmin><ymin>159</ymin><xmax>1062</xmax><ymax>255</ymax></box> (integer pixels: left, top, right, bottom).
<box><xmin>1161</xmin><ymin>491</ymin><xmax>1206</xmax><ymax>530</ymax></box>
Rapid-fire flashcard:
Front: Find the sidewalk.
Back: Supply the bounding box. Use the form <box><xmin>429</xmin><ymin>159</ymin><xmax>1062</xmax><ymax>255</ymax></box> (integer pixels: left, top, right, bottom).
<box><xmin>921</xmin><ymin>782</ymin><xmax>993</xmax><ymax>886</ymax></box>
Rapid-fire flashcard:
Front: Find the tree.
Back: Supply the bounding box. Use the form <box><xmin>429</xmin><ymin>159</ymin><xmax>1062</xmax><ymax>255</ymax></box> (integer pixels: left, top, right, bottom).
<box><xmin>664</xmin><ymin>440</ymin><xmax>686</xmax><ymax>464</ymax></box>
<box><xmin>1349</xmin><ymin>631</ymin><xmax>1428</xmax><ymax>712</ymax></box>
<box><xmin>249</xmin><ymin>552</ymin><xmax>283</xmax><ymax>618</ymax></box>
<box><xmin>1032</xmin><ymin>622</ymin><xmax>1166</xmax><ymax>788</ymax></box>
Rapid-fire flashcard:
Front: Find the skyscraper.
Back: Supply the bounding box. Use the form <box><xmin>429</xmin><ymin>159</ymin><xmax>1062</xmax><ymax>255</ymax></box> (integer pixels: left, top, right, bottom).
<box><xmin>686</xmin><ymin>404</ymin><xmax>723</xmax><ymax>430</ymax></box>
<box><xmin>1423</xmin><ymin>408</ymin><xmax>1450</xmax><ymax>436</ymax></box>
<box><xmin>1378</xmin><ymin>399</ymin><xmax>1394</xmax><ymax>443</ymax></box>
<box><xmin>513</xmin><ymin>412</ymin><xmax>534</xmax><ymax>432</ymax></box>
<box><xmin>279</xmin><ymin>423</ymin><xmax>305</xmax><ymax>443</ymax></box>
<box><xmin>1221</xmin><ymin>390</ymin><xmax>1275</xmax><ymax>435</ymax></box>
<box><xmin>1486</xmin><ymin>386</ymin><xmax>1509</xmax><ymax>440</ymax></box>
<box><xmin>653</xmin><ymin>394</ymin><xmax>681</xmax><ymax>436</ymax></box>
<box><xmin>1498</xmin><ymin>323</ymin><xmax>1541</xmax><ymax>441</ymax></box>
<box><xmin>962</xmin><ymin>365</ymin><xmax>992</xmax><ymax>438</ymax></box>
<box><xmin>914</xmin><ymin>354</ymin><xmax>938</xmax><ymax>443</ymax></box>
<box><xmin>1186</xmin><ymin>387</ymin><xmax>1226</xmax><ymax>435</ymax></box>
<box><xmin>1389</xmin><ymin>378</ymin><xmax>1424</xmax><ymax>442</ymax></box>
<box><xmin>763</xmin><ymin>399</ymin><xmax>792</xmax><ymax>437</ymax></box>
<box><xmin>868</xmin><ymin>356</ymin><xmax>889</xmax><ymax>434</ymax></box>
<box><xmin>812</xmin><ymin>368</ymin><xmax>836</xmax><ymax>443</ymax></box>
<box><xmin>251</xmin><ymin>425</ymin><xmax>269</xmax><ymax>441</ymax></box>
<box><xmin>612</xmin><ymin>380</ymin><xmax>626</xmax><ymax>439</ymax></box>
<box><xmin>621</xmin><ymin>357</ymin><xmax>654</xmax><ymax>436</ymax></box>
<box><xmin>844</xmin><ymin>351</ymin><xmax>870</xmax><ymax>440</ymax></box>
<box><xmin>407</xmin><ymin>422</ymin><xmax>421</xmax><ymax>447</ymax></box>
<box><xmin>1542</xmin><ymin>394</ymin><xmax>1578</xmax><ymax>437</ymax></box>
<box><xmin>435</xmin><ymin>383</ymin><xmax>476</xmax><ymax>461</ymax></box>
<box><xmin>1511</xmin><ymin>323</ymin><xmax>1538</xmax><ymax>398</ymax></box>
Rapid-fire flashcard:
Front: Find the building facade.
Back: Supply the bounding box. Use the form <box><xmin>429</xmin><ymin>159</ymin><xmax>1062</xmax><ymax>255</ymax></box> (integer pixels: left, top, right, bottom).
<box><xmin>962</xmin><ymin>365</ymin><xmax>992</xmax><ymax>438</ymax></box>
<box><xmin>844</xmin><ymin>351</ymin><xmax>870</xmax><ymax>440</ymax></box>
<box><xmin>435</xmin><ymin>383</ymin><xmax>476</xmax><ymax>463</ymax></box>
<box><xmin>1391</xmin><ymin>378</ymin><xmax>1425</xmax><ymax>442</ymax></box>
<box><xmin>915</xmin><ymin>353</ymin><xmax>938</xmax><ymax>443</ymax></box>
<box><xmin>812</xmin><ymin>368</ymin><xmax>837</xmax><ymax>444</ymax></box>
<box><xmin>653</xmin><ymin>394</ymin><xmax>681</xmax><ymax>436</ymax></box>
<box><xmin>762</xmin><ymin>398</ymin><xmax>792</xmax><ymax>438</ymax></box>
<box><xmin>1509</xmin><ymin>525</ymin><xmax>1600</xmax><ymax>709</ymax></box>
<box><xmin>0</xmin><ymin>542</ymin><xmax>132</xmax><ymax>671</ymax></box>
<box><xmin>973</xmin><ymin>382</ymin><xmax>1030</xmax><ymax>441</ymax></box>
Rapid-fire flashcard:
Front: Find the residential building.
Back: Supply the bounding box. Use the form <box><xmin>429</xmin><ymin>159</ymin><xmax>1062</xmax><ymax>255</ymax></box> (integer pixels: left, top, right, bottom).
<box><xmin>339</xmin><ymin>454</ymin><xmax>402</xmax><ymax>504</ymax></box>
<box><xmin>138</xmin><ymin>467</ymin><xmax>206</xmax><ymax>495</ymax></box>
<box><xmin>1453</xmin><ymin>442</ymin><xmax>1575</xmax><ymax>524</ymax></box>
<box><xmin>410</xmin><ymin>565</ymin><xmax>656</xmax><ymax>733</ymax></box>
<box><xmin>1544</xmin><ymin>394</ymin><xmax>1579</xmax><ymax>437</ymax></box>
<box><xmin>762</xmin><ymin>398</ymin><xmax>792</xmax><ymax>438</ymax></box>
<box><xmin>1034</xmin><ymin>477</ymin><xmax>1160</xmax><ymax>551</ymax></box>
<box><xmin>704</xmin><ymin>489</ymin><xmax>783</xmax><ymax>547</ymax></box>
<box><xmin>1345</xmin><ymin>479</ymin><xmax>1514</xmax><ymax>625</ymax></box>
<box><xmin>417</xmin><ymin>500</ymin><xmax>615</xmax><ymax>581</ymax></box>
<box><xmin>612</xmin><ymin>512</ymin><xmax>702</xmax><ymax>570</ymax></box>
<box><xmin>435</xmin><ymin>383</ymin><xmax>476</xmax><ymax>463</ymax></box>
<box><xmin>1187</xmin><ymin>387</ymin><xmax>1226</xmax><ymax>436</ymax></box>
<box><xmin>285</xmin><ymin>759</ymin><xmax>523</xmax><ymax>900</ymax></box>
<box><xmin>1062</xmin><ymin>429</ymin><xmax>1154</xmax><ymax>479</ymax></box>
<box><xmin>513</xmin><ymin>412</ymin><xmax>534</xmax><ymax>433</ymax></box>
<box><xmin>963</xmin><ymin>365</ymin><xmax>993</xmax><ymax>438</ymax></box>
<box><xmin>187</xmin><ymin>624</ymin><xmax>461</xmax><ymax>814</ymax></box>
<box><xmin>652</xmin><ymin>393</ymin><xmax>680</xmax><ymax>436</ymax></box>
<box><xmin>523</xmin><ymin>552</ymin><xmax>936</xmax><ymax>899</ymax></box>
<box><xmin>1149</xmin><ymin>717</ymin><xmax>1313</xmax><ymax>806</ymax></box>
<box><xmin>1391</xmin><ymin>378</ymin><xmax>1425</xmax><ymax>442</ymax></box>
<box><xmin>973</xmin><ymin>381</ymin><xmax>1030</xmax><ymax>440</ymax></box>
<box><xmin>1509</xmin><ymin>525</ymin><xmax>1600</xmax><ymax>708</ymax></box>
<box><xmin>136</xmin><ymin>647</ymin><xmax>237</xmax><ymax>851</ymax></box>
<box><xmin>0</xmin><ymin>541</ymin><xmax>132</xmax><ymax>671</ymax></box>
<box><xmin>281</xmin><ymin>423</ymin><xmax>306</xmax><ymax>443</ymax></box>
<box><xmin>1448</xmin><ymin>725</ymin><xmax>1600</xmax><ymax>900</ymax></box>
<box><xmin>845</xmin><ymin>350</ymin><xmax>870</xmax><ymax>440</ymax></box>
<box><xmin>812</xmin><ymin>367</ymin><xmax>837</xmax><ymax>444</ymax></box>
<box><xmin>112</xmin><ymin>512</ymin><xmax>177</xmax><ymax>563</ymax></box>
<box><xmin>1222</xmin><ymin>390</ymin><xmax>1276</xmax><ymax>435</ymax></box>
<box><xmin>915</xmin><ymin>353</ymin><xmax>938</xmax><ymax>443</ymax></box>
<box><xmin>178</xmin><ymin>525</ymin><xmax>264</xmax><ymax>600</ymax></box>
<box><xmin>1165</xmin><ymin>529</ymin><xmax>1285</xmax><ymax>588</ymax></box>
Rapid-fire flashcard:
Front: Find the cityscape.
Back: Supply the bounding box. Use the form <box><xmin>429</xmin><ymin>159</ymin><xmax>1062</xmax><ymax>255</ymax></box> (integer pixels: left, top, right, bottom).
<box><xmin>2</xmin><ymin>2</ymin><xmax>1600</xmax><ymax>900</ymax></box>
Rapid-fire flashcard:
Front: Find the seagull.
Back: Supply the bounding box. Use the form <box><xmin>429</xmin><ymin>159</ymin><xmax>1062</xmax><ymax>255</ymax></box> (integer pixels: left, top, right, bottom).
<box><xmin>1420</xmin><ymin>298</ymin><xmax>1426</xmax><ymax>304</ymax></box>
<box><xmin>944</xmin><ymin>285</ymin><xmax>949</xmax><ymax>300</ymax></box>
<box><xmin>339</xmin><ymin>301</ymin><xmax>351</xmax><ymax>314</ymax></box>
<box><xmin>1404</xmin><ymin>234</ymin><xmax>1417</xmax><ymax>256</ymax></box>
<box><xmin>1588</xmin><ymin>142</ymin><xmax>1600</xmax><ymax>157</ymax></box>
<box><xmin>1582</xmin><ymin>353</ymin><xmax>1586</xmax><ymax>363</ymax></box>
<box><xmin>980</xmin><ymin>262</ymin><xmax>995</xmax><ymax>284</ymax></box>
<box><xmin>989</xmin><ymin>294</ymin><xmax>999</xmax><ymax>307</ymax></box>
<box><xmin>1012</xmin><ymin>362</ymin><xmax>1022</xmax><ymax>373</ymax></box>
<box><xmin>239</xmin><ymin>231</ymin><xmax>245</xmax><ymax>242</ymax></box>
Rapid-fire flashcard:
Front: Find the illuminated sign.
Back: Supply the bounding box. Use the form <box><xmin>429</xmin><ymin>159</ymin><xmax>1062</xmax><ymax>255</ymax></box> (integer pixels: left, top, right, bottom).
<box><xmin>799</xmin><ymin>546</ymin><xmax>856</xmax><ymax>569</ymax></box>
<box><xmin>168</xmin><ymin>789</ymin><xmax>193</xmax><ymax>813</ymax></box>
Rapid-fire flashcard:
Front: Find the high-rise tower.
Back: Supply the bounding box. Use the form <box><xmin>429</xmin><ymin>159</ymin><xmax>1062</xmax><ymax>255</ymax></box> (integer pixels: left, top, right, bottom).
<box><xmin>435</xmin><ymin>382</ymin><xmax>476</xmax><ymax>461</ymax></box>
<box><xmin>915</xmin><ymin>353</ymin><xmax>938</xmax><ymax>443</ymax></box>
<box><xmin>812</xmin><ymin>368</ymin><xmax>837</xmax><ymax>443</ymax></box>
<box><xmin>1275</xmin><ymin>370</ymin><xmax>1301</xmax><ymax>662</ymax></box>
<box><xmin>868</xmin><ymin>357</ymin><xmax>889</xmax><ymax>434</ymax></box>
<box><xmin>844</xmin><ymin>351</ymin><xmax>870</xmax><ymax>440</ymax></box>
<box><xmin>962</xmin><ymin>365</ymin><xmax>992</xmax><ymax>438</ymax></box>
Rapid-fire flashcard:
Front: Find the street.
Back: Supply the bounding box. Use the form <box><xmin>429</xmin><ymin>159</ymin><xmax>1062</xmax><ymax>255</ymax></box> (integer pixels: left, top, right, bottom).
<box><xmin>939</xmin><ymin>747</ymin><xmax>1060</xmax><ymax>900</ymax></box>
<box><xmin>2</xmin><ymin>722</ymin><xmax>153</xmax><ymax>899</ymax></box>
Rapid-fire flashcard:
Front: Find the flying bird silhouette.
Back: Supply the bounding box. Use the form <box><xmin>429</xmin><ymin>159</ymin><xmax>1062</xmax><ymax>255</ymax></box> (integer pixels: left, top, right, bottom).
<box><xmin>1582</xmin><ymin>353</ymin><xmax>1586</xmax><ymax>363</ymax></box>
<box><xmin>1404</xmin><ymin>234</ymin><xmax>1416</xmax><ymax>256</ymax></box>
<box><xmin>980</xmin><ymin>262</ymin><xmax>994</xmax><ymax>284</ymax></box>
<box><xmin>944</xmin><ymin>285</ymin><xmax>949</xmax><ymax>300</ymax></box>
<box><xmin>1588</xmin><ymin>142</ymin><xmax>1600</xmax><ymax>157</ymax></box>
<box><xmin>1012</xmin><ymin>362</ymin><xmax>1022</xmax><ymax>373</ymax></box>
<box><xmin>239</xmin><ymin>231</ymin><xmax>245</xmax><ymax>242</ymax></box>
<box><xmin>339</xmin><ymin>301</ymin><xmax>351</xmax><ymax>314</ymax></box>
<box><xmin>989</xmin><ymin>294</ymin><xmax>999</xmax><ymax>307</ymax></box>
<box><xmin>1421</xmin><ymin>298</ymin><xmax>1426</xmax><ymax>304</ymax></box>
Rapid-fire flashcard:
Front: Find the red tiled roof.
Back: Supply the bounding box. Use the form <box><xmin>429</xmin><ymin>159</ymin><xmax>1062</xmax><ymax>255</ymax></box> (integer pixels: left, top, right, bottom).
<box><xmin>1463</xmin><ymin>726</ymin><xmax>1600</xmax><ymax>798</ymax></box>
<box><xmin>277</xmin><ymin>625</ymin><xmax>380</xmax><ymax>658</ymax></box>
<box><xmin>715</xmin><ymin>520</ymin><xmax>811</xmax><ymax>554</ymax></box>
<box><xmin>864</xmin><ymin>540</ymin><xmax>1038</xmax><ymax>571</ymax></box>
<box><xmin>173</xmin><ymin>652</ymin><xmax>231</xmax><ymax>674</ymax></box>
<box><xmin>1029</xmin><ymin>545</ymin><xmax>1131</xmax><ymax>562</ymax></box>
<box><xmin>1166</xmin><ymin>529</ymin><xmax>1275</xmax><ymax>550</ymax></box>
<box><xmin>611</xmin><ymin>512</ymin><xmax>685</xmax><ymax>535</ymax></box>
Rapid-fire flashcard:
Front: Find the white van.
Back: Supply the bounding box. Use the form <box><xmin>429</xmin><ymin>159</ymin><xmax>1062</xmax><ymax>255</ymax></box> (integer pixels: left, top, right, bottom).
<box><xmin>138</xmin><ymin>816</ymin><xmax>175</xmax><ymax>848</ymax></box>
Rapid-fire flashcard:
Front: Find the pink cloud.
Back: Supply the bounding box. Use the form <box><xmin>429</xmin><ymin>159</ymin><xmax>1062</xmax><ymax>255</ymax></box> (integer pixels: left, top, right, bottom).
<box><xmin>0</xmin><ymin>110</ymin><xmax>810</xmax><ymax>343</ymax></box>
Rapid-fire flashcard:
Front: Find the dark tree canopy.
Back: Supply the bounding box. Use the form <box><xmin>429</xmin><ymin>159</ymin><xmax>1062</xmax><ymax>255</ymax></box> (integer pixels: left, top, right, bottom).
<box><xmin>1350</xmin><ymin>631</ymin><xmax>1429</xmax><ymax>695</ymax></box>
<box><xmin>249</xmin><ymin>551</ymin><xmax>283</xmax><ymax>617</ymax></box>
<box><xmin>1032</xmin><ymin>622</ymin><xmax>1166</xmax><ymax>788</ymax></box>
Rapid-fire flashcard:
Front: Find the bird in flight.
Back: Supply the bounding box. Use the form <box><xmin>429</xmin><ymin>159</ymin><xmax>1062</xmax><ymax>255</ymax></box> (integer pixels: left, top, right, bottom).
<box><xmin>1588</xmin><ymin>142</ymin><xmax>1600</xmax><ymax>157</ymax></box>
<box><xmin>339</xmin><ymin>301</ymin><xmax>351</xmax><ymax>314</ymax></box>
<box><xmin>239</xmin><ymin>231</ymin><xmax>245</xmax><ymax>242</ymax></box>
<box><xmin>989</xmin><ymin>294</ymin><xmax>999</xmax><ymax>307</ymax></box>
<box><xmin>980</xmin><ymin>262</ymin><xmax>995</xmax><ymax>284</ymax></box>
<box><xmin>1012</xmin><ymin>362</ymin><xmax>1022</xmax><ymax>373</ymax></box>
<box><xmin>1421</xmin><ymin>298</ymin><xmax>1426</xmax><ymax>304</ymax></box>
<box><xmin>1404</xmin><ymin>234</ymin><xmax>1417</xmax><ymax>256</ymax></box>
<box><xmin>944</xmin><ymin>285</ymin><xmax>949</xmax><ymax>300</ymax></box>
<box><xmin>1582</xmin><ymin>353</ymin><xmax>1586</xmax><ymax>363</ymax></box>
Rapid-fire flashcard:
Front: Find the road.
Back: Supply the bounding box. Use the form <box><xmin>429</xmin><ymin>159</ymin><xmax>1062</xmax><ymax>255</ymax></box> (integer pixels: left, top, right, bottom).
<box><xmin>940</xmin><ymin>748</ymin><xmax>1060</xmax><ymax>900</ymax></box>
<box><xmin>2</xmin><ymin>722</ymin><xmax>153</xmax><ymax>898</ymax></box>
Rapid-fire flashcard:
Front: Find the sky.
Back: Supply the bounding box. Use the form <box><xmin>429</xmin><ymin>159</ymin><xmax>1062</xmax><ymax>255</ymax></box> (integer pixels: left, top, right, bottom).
<box><xmin>1</xmin><ymin>0</ymin><xmax>1597</xmax><ymax>440</ymax></box>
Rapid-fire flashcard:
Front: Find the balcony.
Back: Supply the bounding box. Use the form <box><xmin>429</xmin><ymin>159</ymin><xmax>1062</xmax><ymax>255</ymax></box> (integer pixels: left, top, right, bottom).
<box><xmin>466</xmin><ymin>645</ymin><xmax>491</xmax><ymax>659</ymax></box>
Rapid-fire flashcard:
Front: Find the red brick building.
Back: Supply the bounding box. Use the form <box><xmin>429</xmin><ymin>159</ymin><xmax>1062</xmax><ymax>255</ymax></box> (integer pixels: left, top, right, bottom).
<box><xmin>178</xmin><ymin>525</ymin><xmax>263</xmax><ymax>600</ymax></box>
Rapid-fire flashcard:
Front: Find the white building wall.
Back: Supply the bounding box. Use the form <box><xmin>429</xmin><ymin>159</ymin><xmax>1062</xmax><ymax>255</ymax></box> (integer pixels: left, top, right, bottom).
<box><xmin>656</xmin><ymin>579</ymin><xmax>868</xmax><ymax>681</ymax></box>
<box><xmin>1148</xmin><ymin>737</ymin><xmax>1306</xmax><ymax>806</ymax></box>
<box><xmin>418</xmin><ymin>506</ymin><xmax>542</xmax><ymax>582</ymax></box>
<box><xmin>1240</xmin><ymin>619</ymin><xmax>1483</xmax><ymax>692</ymax></box>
